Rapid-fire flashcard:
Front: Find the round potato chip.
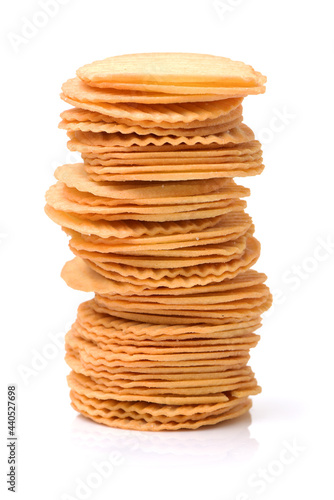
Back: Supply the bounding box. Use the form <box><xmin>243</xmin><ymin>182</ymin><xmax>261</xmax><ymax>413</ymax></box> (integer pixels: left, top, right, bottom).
<box><xmin>77</xmin><ymin>53</ymin><xmax>266</xmax><ymax>96</ymax></box>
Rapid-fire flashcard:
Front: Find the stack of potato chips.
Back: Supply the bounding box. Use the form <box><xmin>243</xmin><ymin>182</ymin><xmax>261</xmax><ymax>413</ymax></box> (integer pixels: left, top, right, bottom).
<box><xmin>45</xmin><ymin>53</ymin><xmax>271</xmax><ymax>431</ymax></box>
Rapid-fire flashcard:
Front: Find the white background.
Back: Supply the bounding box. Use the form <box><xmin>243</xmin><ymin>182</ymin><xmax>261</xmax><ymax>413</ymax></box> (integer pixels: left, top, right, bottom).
<box><xmin>1</xmin><ymin>0</ymin><xmax>333</xmax><ymax>499</ymax></box>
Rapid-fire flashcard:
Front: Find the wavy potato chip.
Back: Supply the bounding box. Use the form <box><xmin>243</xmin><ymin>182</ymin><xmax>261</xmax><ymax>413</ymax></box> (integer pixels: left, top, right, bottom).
<box><xmin>61</xmin><ymin>105</ymin><xmax>243</xmax><ymax>130</ymax></box>
<box><xmin>69</xmin><ymin>389</ymin><xmax>253</xmax><ymax>430</ymax></box>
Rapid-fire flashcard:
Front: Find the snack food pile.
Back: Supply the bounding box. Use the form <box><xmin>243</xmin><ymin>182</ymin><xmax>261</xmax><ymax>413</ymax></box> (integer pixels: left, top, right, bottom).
<box><xmin>45</xmin><ymin>53</ymin><xmax>271</xmax><ymax>431</ymax></box>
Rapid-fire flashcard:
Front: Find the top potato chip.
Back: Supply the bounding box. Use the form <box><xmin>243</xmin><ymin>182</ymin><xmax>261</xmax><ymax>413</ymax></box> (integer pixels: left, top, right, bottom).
<box><xmin>77</xmin><ymin>53</ymin><xmax>266</xmax><ymax>96</ymax></box>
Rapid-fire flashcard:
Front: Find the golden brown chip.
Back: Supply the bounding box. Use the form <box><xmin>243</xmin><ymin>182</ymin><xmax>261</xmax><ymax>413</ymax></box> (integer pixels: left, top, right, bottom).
<box><xmin>61</xmin><ymin>77</ymin><xmax>234</xmax><ymax>104</ymax></box>
<box><xmin>60</xmin><ymin>99</ymin><xmax>243</xmax><ymax>136</ymax></box>
<box><xmin>61</xmin><ymin>239</ymin><xmax>261</xmax><ymax>295</ymax></box>
<box><xmin>61</xmin><ymin>107</ymin><xmax>245</xmax><ymax>130</ymax></box>
<box><xmin>70</xmin><ymin>389</ymin><xmax>253</xmax><ymax>430</ymax></box>
<box><xmin>55</xmin><ymin>163</ymin><xmax>244</xmax><ymax>200</ymax></box>
<box><xmin>46</xmin><ymin>182</ymin><xmax>247</xmax><ymax>219</ymax></box>
<box><xmin>45</xmin><ymin>204</ymin><xmax>224</xmax><ymax>238</ymax></box>
<box><xmin>64</xmin><ymin>211</ymin><xmax>252</xmax><ymax>246</ymax></box>
<box><xmin>68</xmin><ymin>124</ymin><xmax>255</xmax><ymax>153</ymax></box>
<box><xmin>67</xmin><ymin>370</ymin><xmax>260</xmax><ymax>405</ymax></box>
<box><xmin>77</xmin><ymin>299</ymin><xmax>262</xmax><ymax>340</ymax></box>
<box><xmin>91</xmin><ymin>298</ymin><xmax>272</xmax><ymax>325</ymax></box>
<box><xmin>77</xmin><ymin>53</ymin><xmax>266</xmax><ymax>96</ymax></box>
<box><xmin>62</xmin><ymin>94</ymin><xmax>244</xmax><ymax>124</ymax></box>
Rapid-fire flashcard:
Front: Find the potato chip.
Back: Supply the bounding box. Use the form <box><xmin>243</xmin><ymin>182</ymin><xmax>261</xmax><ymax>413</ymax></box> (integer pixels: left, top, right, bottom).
<box><xmin>69</xmin><ymin>389</ymin><xmax>253</xmax><ymax>430</ymax></box>
<box><xmin>61</xmin><ymin>77</ymin><xmax>232</xmax><ymax>104</ymax></box>
<box><xmin>61</xmin><ymin>105</ymin><xmax>243</xmax><ymax>129</ymax></box>
<box><xmin>62</xmin><ymin>94</ymin><xmax>244</xmax><ymax>124</ymax></box>
<box><xmin>77</xmin><ymin>53</ymin><xmax>266</xmax><ymax>95</ymax></box>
